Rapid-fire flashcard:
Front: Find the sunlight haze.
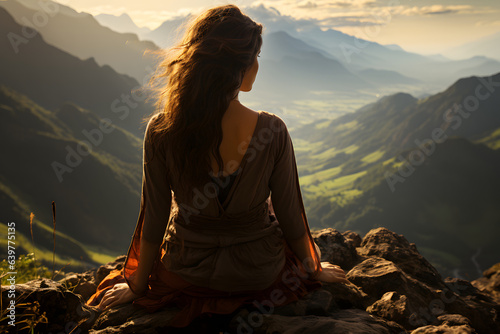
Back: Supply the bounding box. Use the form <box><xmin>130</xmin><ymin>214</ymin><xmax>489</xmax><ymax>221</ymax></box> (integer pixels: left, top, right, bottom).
<box><xmin>57</xmin><ymin>0</ymin><xmax>500</xmax><ymax>56</ymax></box>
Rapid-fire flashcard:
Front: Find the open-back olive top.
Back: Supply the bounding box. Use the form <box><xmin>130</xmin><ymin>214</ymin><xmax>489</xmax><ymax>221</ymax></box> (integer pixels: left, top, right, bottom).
<box><xmin>123</xmin><ymin>110</ymin><xmax>322</xmax><ymax>294</ymax></box>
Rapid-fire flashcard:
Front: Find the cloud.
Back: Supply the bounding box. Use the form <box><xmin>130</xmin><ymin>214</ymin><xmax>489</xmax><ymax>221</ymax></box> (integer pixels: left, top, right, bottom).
<box><xmin>297</xmin><ymin>1</ymin><xmax>317</xmax><ymax>9</ymax></box>
<box><xmin>320</xmin><ymin>15</ymin><xmax>380</xmax><ymax>27</ymax></box>
<box><xmin>246</xmin><ymin>3</ymin><xmax>323</xmax><ymax>33</ymax></box>
<box><xmin>295</xmin><ymin>0</ymin><xmax>377</xmax><ymax>10</ymax></box>
<box><xmin>249</xmin><ymin>1</ymin><xmax>391</xmax><ymax>30</ymax></box>
<box><xmin>394</xmin><ymin>5</ymin><xmax>478</xmax><ymax>16</ymax></box>
<box><xmin>327</xmin><ymin>1</ymin><xmax>378</xmax><ymax>8</ymax></box>
<box><xmin>246</xmin><ymin>1</ymin><xmax>500</xmax><ymax>36</ymax></box>
<box><xmin>475</xmin><ymin>20</ymin><xmax>500</xmax><ymax>27</ymax></box>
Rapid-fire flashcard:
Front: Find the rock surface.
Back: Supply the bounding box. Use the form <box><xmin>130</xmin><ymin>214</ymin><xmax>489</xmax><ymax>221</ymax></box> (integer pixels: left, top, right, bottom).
<box><xmin>1</xmin><ymin>227</ymin><xmax>499</xmax><ymax>333</ymax></box>
<box><xmin>472</xmin><ymin>263</ymin><xmax>500</xmax><ymax>305</ymax></box>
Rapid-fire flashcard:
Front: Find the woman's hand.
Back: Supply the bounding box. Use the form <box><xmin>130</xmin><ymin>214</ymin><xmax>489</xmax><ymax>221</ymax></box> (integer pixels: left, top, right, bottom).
<box><xmin>96</xmin><ymin>283</ymin><xmax>145</xmax><ymax>312</ymax></box>
<box><xmin>315</xmin><ymin>262</ymin><xmax>350</xmax><ymax>284</ymax></box>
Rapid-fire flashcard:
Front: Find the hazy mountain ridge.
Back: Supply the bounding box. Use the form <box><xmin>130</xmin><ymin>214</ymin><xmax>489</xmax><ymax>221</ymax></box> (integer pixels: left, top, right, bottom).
<box><xmin>277</xmin><ymin>13</ymin><xmax>500</xmax><ymax>87</ymax></box>
<box><xmin>357</xmin><ymin>68</ymin><xmax>420</xmax><ymax>85</ymax></box>
<box><xmin>0</xmin><ymin>6</ymin><xmax>153</xmax><ymax>137</ymax></box>
<box><xmin>237</xmin><ymin>5</ymin><xmax>499</xmax><ymax>88</ymax></box>
<box><xmin>95</xmin><ymin>12</ymin><xmax>152</xmax><ymax>37</ymax></box>
<box><xmin>0</xmin><ymin>0</ymin><xmax>160</xmax><ymax>83</ymax></box>
<box><xmin>125</xmin><ymin>4</ymin><xmax>500</xmax><ymax>123</ymax></box>
<box><xmin>83</xmin><ymin>3</ymin><xmax>500</xmax><ymax>96</ymax></box>
<box><xmin>255</xmin><ymin>31</ymin><xmax>372</xmax><ymax>99</ymax></box>
<box><xmin>445</xmin><ymin>30</ymin><xmax>500</xmax><ymax>61</ymax></box>
<box><xmin>4</xmin><ymin>1</ymin><xmax>494</xmax><ymax>124</ymax></box>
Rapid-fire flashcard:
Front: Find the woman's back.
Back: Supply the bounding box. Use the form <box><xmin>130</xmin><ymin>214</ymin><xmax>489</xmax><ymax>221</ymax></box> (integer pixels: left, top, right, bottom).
<box><xmin>135</xmin><ymin>109</ymin><xmax>321</xmax><ymax>292</ymax></box>
<box><xmin>208</xmin><ymin>102</ymin><xmax>260</xmax><ymax>205</ymax></box>
<box><xmin>210</xmin><ymin>101</ymin><xmax>260</xmax><ymax>177</ymax></box>
<box><xmin>164</xmin><ymin>110</ymin><xmax>274</xmax><ymax>216</ymax></box>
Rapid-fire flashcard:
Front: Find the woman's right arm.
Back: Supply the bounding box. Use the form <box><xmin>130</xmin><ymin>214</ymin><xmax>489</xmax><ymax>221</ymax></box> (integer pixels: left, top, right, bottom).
<box><xmin>268</xmin><ymin>116</ymin><xmax>321</xmax><ymax>278</ymax></box>
<box><xmin>268</xmin><ymin>116</ymin><xmax>348</xmax><ymax>284</ymax></box>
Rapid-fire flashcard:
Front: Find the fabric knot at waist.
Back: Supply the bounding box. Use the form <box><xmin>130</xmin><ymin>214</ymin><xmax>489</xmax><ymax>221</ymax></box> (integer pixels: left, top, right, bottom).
<box><xmin>165</xmin><ymin>200</ymin><xmax>277</xmax><ymax>248</ymax></box>
<box><xmin>177</xmin><ymin>199</ymin><xmax>269</xmax><ymax>231</ymax></box>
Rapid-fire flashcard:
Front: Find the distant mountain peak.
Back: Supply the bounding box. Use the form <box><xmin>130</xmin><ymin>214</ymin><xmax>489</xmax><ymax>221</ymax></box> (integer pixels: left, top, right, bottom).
<box><xmin>444</xmin><ymin>71</ymin><xmax>500</xmax><ymax>96</ymax></box>
<box><xmin>383</xmin><ymin>44</ymin><xmax>405</xmax><ymax>52</ymax></box>
<box><xmin>379</xmin><ymin>92</ymin><xmax>417</xmax><ymax>105</ymax></box>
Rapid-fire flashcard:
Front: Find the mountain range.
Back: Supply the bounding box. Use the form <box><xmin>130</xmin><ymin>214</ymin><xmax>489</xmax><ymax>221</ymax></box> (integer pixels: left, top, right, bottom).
<box><xmin>294</xmin><ymin>72</ymin><xmax>500</xmax><ymax>278</ymax></box>
<box><xmin>90</xmin><ymin>4</ymin><xmax>500</xmax><ymax>122</ymax></box>
<box><xmin>95</xmin><ymin>12</ymin><xmax>151</xmax><ymax>37</ymax></box>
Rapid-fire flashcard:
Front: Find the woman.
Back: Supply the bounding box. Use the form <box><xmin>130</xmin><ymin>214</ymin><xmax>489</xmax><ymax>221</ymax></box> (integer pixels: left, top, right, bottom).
<box><xmin>86</xmin><ymin>4</ymin><xmax>348</xmax><ymax>330</ymax></box>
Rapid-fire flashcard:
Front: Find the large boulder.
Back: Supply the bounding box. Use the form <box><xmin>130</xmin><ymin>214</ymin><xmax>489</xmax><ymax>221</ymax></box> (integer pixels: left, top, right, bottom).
<box><xmin>351</xmin><ymin>228</ymin><xmax>500</xmax><ymax>333</ymax></box>
<box><xmin>358</xmin><ymin>227</ymin><xmax>443</xmax><ymax>288</ymax></box>
<box><xmin>311</xmin><ymin>228</ymin><xmax>360</xmax><ymax>270</ymax></box>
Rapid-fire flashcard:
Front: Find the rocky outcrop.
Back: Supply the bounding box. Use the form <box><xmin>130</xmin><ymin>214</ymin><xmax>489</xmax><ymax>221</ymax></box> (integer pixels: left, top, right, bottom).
<box><xmin>472</xmin><ymin>263</ymin><xmax>500</xmax><ymax>305</ymax></box>
<box><xmin>1</xmin><ymin>227</ymin><xmax>499</xmax><ymax>333</ymax></box>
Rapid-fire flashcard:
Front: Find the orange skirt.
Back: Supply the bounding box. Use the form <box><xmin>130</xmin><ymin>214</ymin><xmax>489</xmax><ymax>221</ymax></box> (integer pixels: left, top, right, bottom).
<box><xmin>86</xmin><ymin>241</ymin><xmax>323</xmax><ymax>328</ymax></box>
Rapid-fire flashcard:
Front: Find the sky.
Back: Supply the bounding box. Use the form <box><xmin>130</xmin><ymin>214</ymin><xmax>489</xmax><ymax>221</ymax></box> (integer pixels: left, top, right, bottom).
<box><xmin>56</xmin><ymin>0</ymin><xmax>500</xmax><ymax>56</ymax></box>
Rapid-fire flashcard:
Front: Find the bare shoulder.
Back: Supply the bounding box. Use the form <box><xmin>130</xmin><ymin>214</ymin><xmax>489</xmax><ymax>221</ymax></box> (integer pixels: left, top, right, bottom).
<box><xmin>257</xmin><ymin>110</ymin><xmax>288</xmax><ymax>133</ymax></box>
<box><xmin>240</xmin><ymin>108</ymin><xmax>283</xmax><ymax>125</ymax></box>
<box><xmin>238</xmin><ymin>103</ymin><xmax>261</xmax><ymax>119</ymax></box>
<box><xmin>228</xmin><ymin>103</ymin><xmax>287</xmax><ymax>134</ymax></box>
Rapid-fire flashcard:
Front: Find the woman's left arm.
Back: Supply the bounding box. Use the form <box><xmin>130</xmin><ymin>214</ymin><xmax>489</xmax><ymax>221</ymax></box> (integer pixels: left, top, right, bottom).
<box><xmin>98</xmin><ymin>117</ymin><xmax>172</xmax><ymax>311</ymax></box>
<box><xmin>129</xmin><ymin>116</ymin><xmax>173</xmax><ymax>295</ymax></box>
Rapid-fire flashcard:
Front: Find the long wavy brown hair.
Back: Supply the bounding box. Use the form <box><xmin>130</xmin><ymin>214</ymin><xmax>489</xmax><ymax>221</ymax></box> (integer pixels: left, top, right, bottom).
<box><xmin>144</xmin><ymin>5</ymin><xmax>263</xmax><ymax>190</ymax></box>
